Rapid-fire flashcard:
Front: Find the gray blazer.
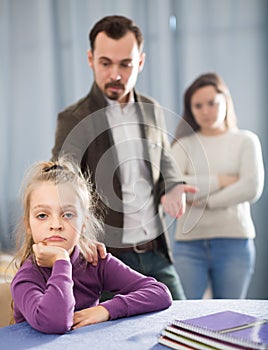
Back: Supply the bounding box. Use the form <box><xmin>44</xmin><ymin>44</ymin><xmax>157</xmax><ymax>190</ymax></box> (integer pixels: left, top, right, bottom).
<box><xmin>52</xmin><ymin>83</ymin><xmax>180</xmax><ymax>262</ymax></box>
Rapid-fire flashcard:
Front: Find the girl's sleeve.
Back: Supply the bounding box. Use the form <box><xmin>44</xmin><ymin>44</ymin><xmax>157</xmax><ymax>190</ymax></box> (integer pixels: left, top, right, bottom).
<box><xmin>11</xmin><ymin>260</ymin><xmax>75</xmax><ymax>334</ymax></box>
<box><xmin>207</xmin><ymin>132</ymin><xmax>264</xmax><ymax>209</ymax></box>
<box><xmin>99</xmin><ymin>254</ymin><xmax>172</xmax><ymax>320</ymax></box>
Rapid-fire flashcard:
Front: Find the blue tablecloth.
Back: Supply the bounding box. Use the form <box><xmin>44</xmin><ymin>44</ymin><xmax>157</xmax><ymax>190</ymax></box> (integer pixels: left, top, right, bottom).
<box><xmin>1</xmin><ymin>299</ymin><xmax>268</xmax><ymax>349</ymax></box>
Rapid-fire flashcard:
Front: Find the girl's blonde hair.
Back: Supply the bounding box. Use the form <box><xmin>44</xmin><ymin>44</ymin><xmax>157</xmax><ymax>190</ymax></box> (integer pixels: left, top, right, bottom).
<box><xmin>13</xmin><ymin>156</ymin><xmax>104</xmax><ymax>268</ymax></box>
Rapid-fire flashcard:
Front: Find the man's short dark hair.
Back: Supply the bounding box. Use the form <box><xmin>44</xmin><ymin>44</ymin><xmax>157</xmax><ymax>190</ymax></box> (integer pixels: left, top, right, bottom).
<box><xmin>89</xmin><ymin>15</ymin><xmax>144</xmax><ymax>52</ymax></box>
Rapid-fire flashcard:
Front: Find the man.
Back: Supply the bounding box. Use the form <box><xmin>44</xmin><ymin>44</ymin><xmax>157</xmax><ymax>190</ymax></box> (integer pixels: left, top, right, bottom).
<box><xmin>52</xmin><ymin>15</ymin><xmax>196</xmax><ymax>299</ymax></box>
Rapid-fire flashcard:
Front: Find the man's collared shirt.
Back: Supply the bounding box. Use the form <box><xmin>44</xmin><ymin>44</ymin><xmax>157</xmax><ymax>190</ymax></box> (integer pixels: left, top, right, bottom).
<box><xmin>106</xmin><ymin>94</ymin><xmax>158</xmax><ymax>244</ymax></box>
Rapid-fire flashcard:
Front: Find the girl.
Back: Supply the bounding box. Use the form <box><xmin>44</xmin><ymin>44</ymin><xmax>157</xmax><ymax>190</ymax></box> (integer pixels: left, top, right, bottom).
<box><xmin>11</xmin><ymin>158</ymin><xmax>172</xmax><ymax>334</ymax></box>
<box><xmin>171</xmin><ymin>72</ymin><xmax>264</xmax><ymax>299</ymax></box>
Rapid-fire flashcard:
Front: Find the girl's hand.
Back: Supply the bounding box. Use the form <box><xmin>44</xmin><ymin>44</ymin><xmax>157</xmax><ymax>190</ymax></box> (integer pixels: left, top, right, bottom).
<box><xmin>72</xmin><ymin>305</ymin><xmax>110</xmax><ymax>330</ymax></box>
<box><xmin>33</xmin><ymin>242</ymin><xmax>69</xmax><ymax>267</ymax></box>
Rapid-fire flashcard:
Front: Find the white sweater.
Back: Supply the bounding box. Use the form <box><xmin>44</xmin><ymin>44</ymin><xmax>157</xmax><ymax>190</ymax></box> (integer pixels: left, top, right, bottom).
<box><xmin>171</xmin><ymin>129</ymin><xmax>264</xmax><ymax>240</ymax></box>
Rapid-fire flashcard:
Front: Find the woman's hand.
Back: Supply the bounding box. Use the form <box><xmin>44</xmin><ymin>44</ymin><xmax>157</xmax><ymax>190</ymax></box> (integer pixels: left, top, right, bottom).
<box><xmin>33</xmin><ymin>242</ymin><xmax>69</xmax><ymax>267</ymax></box>
<box><xmin>218</xmin><ymin>174</ymin><xmax>238</xmax><ymax>188</ymax></box>
<box><xmin>72</xmin><ymin>305</ymin><xmax>110</xmax><ymax>330</ymax></box>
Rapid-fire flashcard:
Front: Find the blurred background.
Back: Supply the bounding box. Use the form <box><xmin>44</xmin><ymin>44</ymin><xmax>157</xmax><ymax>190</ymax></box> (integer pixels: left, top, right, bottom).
<box><xmin>0</xmin><ymin>0</ymin><xmax>267</xmax><ymax>298</ymax></box>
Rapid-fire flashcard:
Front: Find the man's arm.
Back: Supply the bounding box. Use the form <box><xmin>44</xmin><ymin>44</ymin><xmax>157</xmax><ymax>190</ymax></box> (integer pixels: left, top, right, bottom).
<box><xmin>161</xmin><ymin>183</ymin><xmax>198</xmax><ymax>218</ymax></box>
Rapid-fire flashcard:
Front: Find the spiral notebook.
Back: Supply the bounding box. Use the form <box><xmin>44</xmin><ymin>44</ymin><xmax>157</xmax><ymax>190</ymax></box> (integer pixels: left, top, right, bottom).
<box><xmin>158</xmin><ymin>310</ymin><xmax>268</xmax><ymax>350</ymax></box>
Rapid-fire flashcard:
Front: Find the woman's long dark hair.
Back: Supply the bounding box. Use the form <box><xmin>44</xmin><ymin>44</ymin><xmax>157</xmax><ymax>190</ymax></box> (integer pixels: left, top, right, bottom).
<box><xmin>173</xmin><ymin>72</ymin><xmax>237</xmax><ymax>143</ymax></box>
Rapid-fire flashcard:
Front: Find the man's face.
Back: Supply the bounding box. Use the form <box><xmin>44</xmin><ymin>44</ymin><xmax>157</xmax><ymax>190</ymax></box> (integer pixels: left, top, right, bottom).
<box><xmin>88</xmin><ymin>31</ymin><xmax>145</xmax><ymax>104</ymax></box>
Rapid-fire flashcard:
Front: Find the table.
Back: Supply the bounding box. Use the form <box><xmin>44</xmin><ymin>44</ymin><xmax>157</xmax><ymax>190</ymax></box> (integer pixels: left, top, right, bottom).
<box><xmin>1</xmin><ymin>299</ymin><xmax>268</xmax><ymax>350</ymax></box>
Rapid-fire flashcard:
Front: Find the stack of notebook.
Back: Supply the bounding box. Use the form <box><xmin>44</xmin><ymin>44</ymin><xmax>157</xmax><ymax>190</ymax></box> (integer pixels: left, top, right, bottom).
<box><xmin>158</xmin><ymin>310</ymin><xmax>268</xmax><ymax>350</ymax></box>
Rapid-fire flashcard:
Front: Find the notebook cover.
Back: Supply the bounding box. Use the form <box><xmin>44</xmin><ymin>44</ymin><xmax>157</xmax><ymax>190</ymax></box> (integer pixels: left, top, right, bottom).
<box><xmin>172</xmin><ymin>310</ymin><xmax>268</xmax><ymax>350</ymax></box>
<box><xmin>160</xmin><ymin>329</ymin><xmax>221</xmax><ymax>350</ymax></box>
<box><xmin>159</xmin><ymin>335</ymin><xmax>199</xmax><ymax>350</ymax></box>
<box><xmin>162</xmin><ymin>326</ymin><xmax>248</xmax><ymax>350</ymax></box>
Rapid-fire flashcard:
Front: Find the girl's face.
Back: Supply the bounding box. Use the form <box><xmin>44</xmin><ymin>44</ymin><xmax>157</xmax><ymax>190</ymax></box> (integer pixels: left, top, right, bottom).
<box><xmin>190</xmin><ymin>85</ymin><xmax>227</xmax><ymax>135</ymax></box>
<box><xmin>27</xmin><ymin>182</ymin><xmax>86</xmax><ymax>255</ymax></box>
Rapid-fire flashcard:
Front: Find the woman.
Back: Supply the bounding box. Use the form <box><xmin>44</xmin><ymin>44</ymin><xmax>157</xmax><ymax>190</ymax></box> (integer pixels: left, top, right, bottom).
<box><xmin>171</xmin><ymin>72</ymin><xmax>264</xmax><ymax>299</ymax></box>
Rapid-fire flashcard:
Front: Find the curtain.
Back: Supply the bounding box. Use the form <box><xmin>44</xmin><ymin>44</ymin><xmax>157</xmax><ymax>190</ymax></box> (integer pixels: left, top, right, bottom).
<box><xmin>0</xmin><ymin>0</ymin><xmax>267</xmax><ymax>297</ymax></box>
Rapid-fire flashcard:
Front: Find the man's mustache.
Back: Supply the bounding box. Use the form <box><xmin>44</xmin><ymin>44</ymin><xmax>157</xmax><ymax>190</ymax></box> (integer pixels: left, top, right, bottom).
<box><xmin>105</xmin><ymin>82</ymin><xmax>125</xmax><ymax>90</ymax></box>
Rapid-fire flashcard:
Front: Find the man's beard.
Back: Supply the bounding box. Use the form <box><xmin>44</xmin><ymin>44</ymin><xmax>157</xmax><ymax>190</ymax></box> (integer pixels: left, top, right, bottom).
<box><xmin>104</xmin><ymin>82</ymin><xmax>125</xmax><ymax>100</ymax></box>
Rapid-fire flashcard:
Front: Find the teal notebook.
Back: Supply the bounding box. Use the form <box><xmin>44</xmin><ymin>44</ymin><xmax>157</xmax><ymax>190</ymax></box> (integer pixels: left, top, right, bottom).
<box><xmin>159</xmin><ymin>310</ymin><xmax>268</xmax><ymax>350</ymax></box>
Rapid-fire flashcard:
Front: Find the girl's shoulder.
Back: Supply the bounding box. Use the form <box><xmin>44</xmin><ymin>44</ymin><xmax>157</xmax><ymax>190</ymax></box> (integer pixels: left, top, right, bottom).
<box><xmin>98</xmin><ymin>253</ymin><xmax>123</xmax><ymax>267</ymax></box>
<box><xmin>17</xmin><ymin>256</ymin><xmax>35</xmax><ymax>271</ymax></box>
<box><xmin>12</xmin><ymin>257</ymin><xmax>39</xmax><ymax>283</ymax></box>
<box><xmin>96</xmin><ymin>252</ymin><xmax>135</xmax><ymax>273</ymax></box>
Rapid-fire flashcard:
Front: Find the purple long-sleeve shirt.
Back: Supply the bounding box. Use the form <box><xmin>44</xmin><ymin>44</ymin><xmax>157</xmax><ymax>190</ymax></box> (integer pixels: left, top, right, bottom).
<box><xmin>11</xmin><ymin>246</ymin><xmax>172</xmax><ymax>334</ymax></box>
